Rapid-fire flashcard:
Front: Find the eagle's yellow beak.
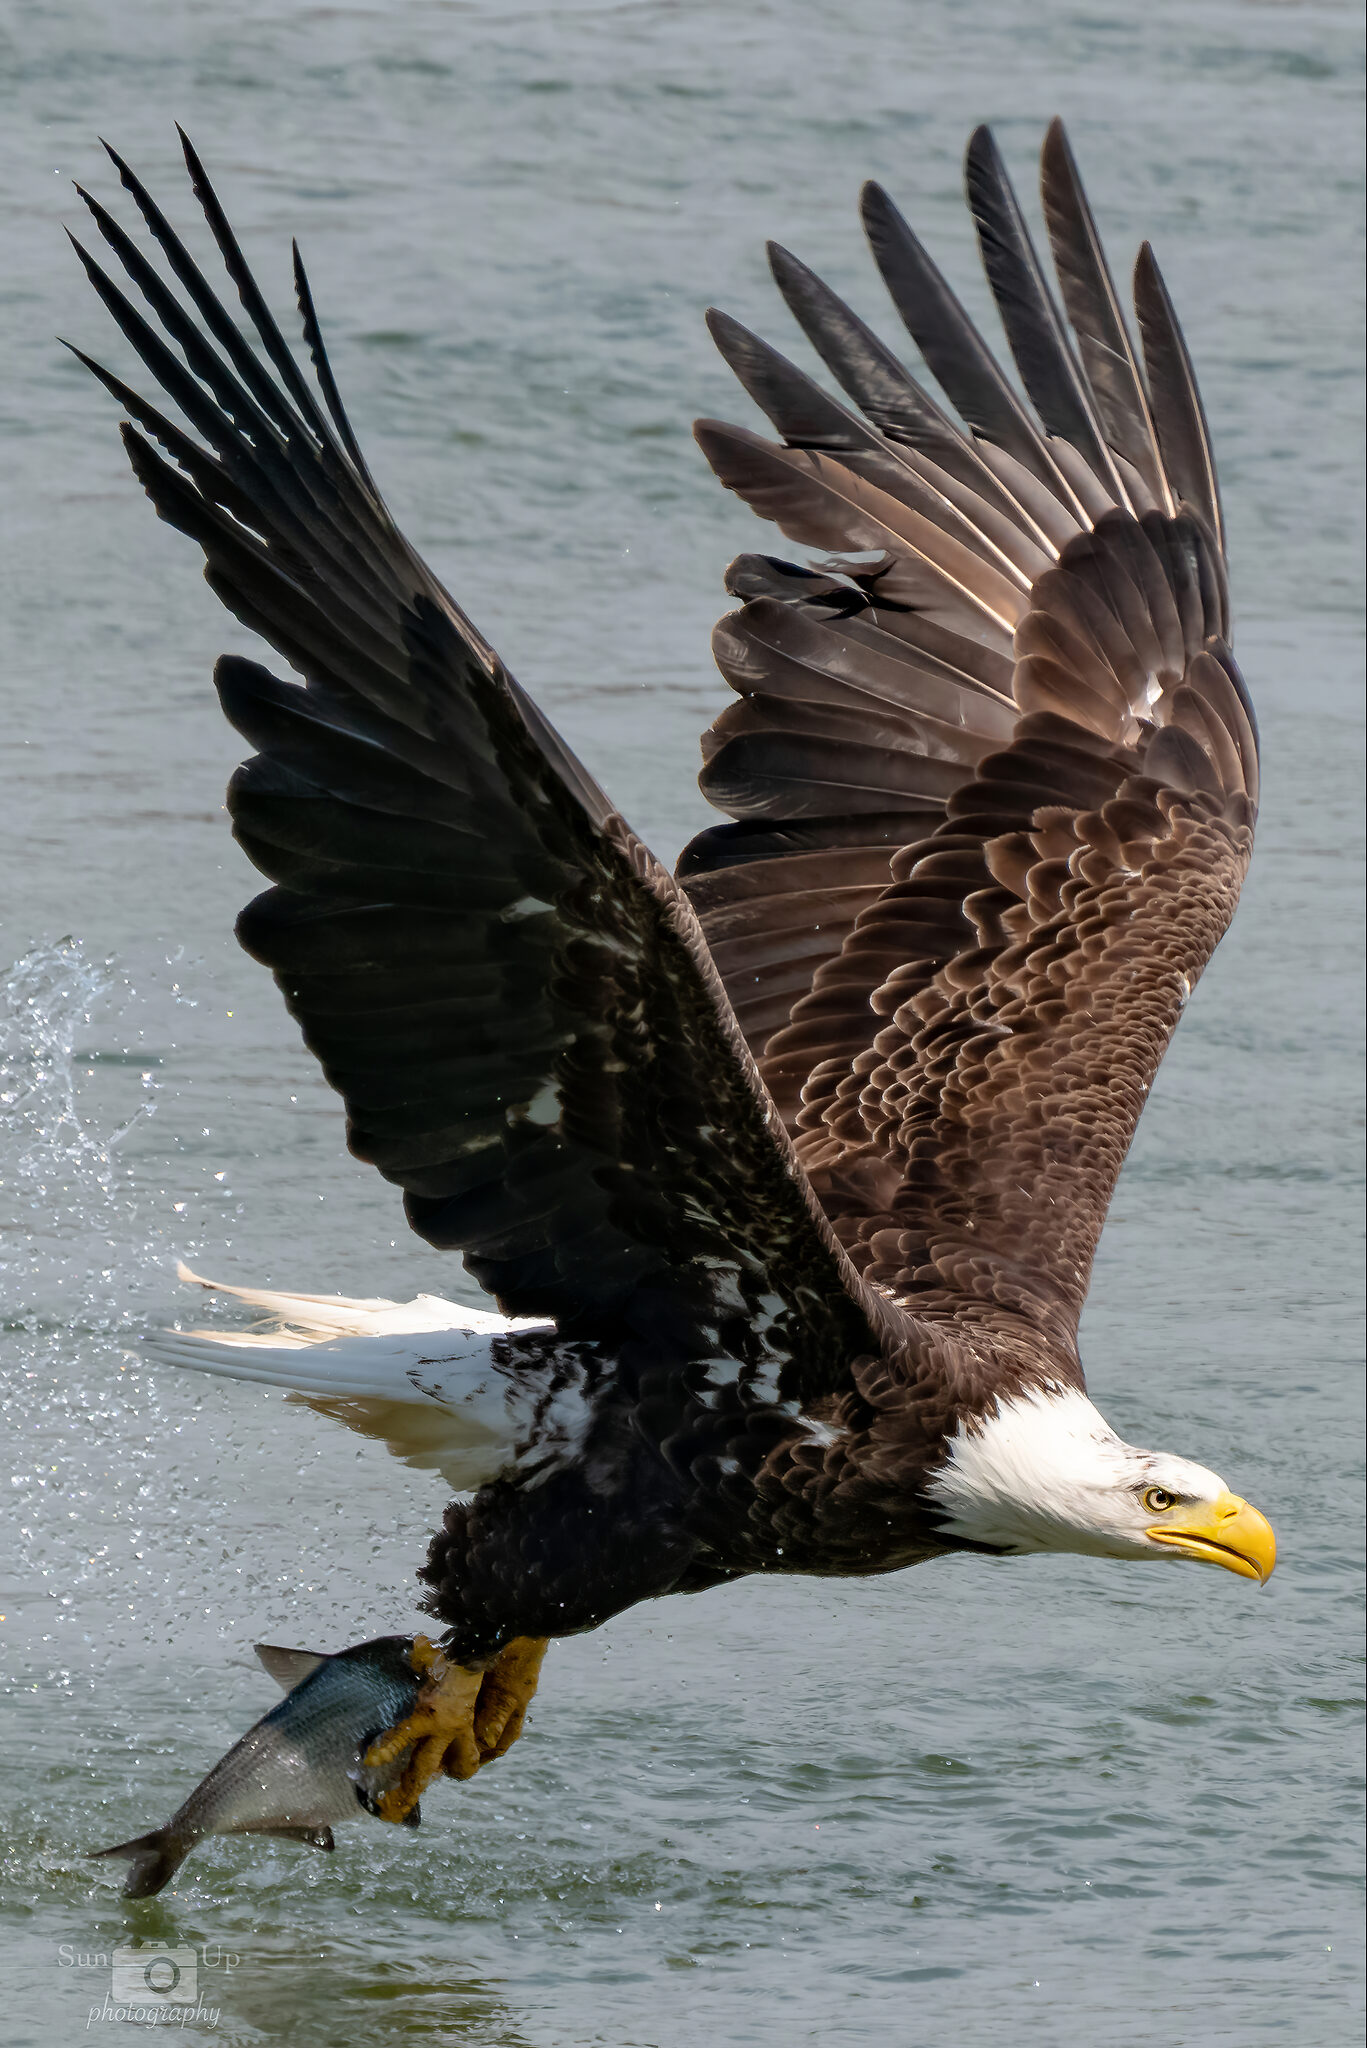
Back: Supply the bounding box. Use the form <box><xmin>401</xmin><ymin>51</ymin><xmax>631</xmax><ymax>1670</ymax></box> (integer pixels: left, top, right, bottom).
<box><xmin>1146</xmin><ymin>1492</ymin><xmax>1276</xmax><ymax>1583</ymax></box>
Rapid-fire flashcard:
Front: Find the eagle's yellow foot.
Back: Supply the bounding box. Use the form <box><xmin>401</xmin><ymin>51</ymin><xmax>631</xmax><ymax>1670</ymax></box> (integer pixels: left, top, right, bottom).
<box><xmin>362</xmin><ymin>1634</ymin><xmax>550</xmax><ymax>1822</ymax></box>
<box><xmin>363</xmin><ymin>1636</ymin><xmax>482</xmax><ymax>1823</ymax></box>
<box><xmin>466</xmin><ymin>1635</ymin><xmax>549</xmax><ymax>1770</ymax></box>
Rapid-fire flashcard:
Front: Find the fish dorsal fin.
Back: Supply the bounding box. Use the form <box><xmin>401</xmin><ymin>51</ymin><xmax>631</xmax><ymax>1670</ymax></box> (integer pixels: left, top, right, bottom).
<box><xmin>254</xmin><ymin>1643</ymin><xmax>330</xmax><ymax>1691</ymax></box>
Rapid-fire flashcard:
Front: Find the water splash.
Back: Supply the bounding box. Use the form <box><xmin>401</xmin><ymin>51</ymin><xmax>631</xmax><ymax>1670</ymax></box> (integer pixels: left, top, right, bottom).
<box><xmin>0</xmin><ymin>937</ymin><xmax>159</xmax><ymax>1334</ymax></box>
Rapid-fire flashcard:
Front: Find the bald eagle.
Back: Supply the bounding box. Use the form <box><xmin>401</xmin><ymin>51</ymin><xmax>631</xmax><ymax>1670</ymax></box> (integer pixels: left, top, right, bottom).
<box><xmin>72</xmin><ymin>120</ymin><xmax>1275</xmax><ymax>1813</ymax></box>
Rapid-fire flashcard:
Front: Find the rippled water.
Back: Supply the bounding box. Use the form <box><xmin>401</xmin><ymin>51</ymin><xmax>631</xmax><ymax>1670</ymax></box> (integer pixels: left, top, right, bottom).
<box><xmin>2</xmin><ymin>3</ymin><xmax>1363</xmax><ymax>2044</ymax></box>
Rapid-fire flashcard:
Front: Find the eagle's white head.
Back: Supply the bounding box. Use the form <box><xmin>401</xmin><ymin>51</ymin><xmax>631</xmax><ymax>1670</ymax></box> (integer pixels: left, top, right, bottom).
<box><xmin>924</xmin><ymin>1384</ymin><xmax>1276</xmax><ymax>1581</ymax></box>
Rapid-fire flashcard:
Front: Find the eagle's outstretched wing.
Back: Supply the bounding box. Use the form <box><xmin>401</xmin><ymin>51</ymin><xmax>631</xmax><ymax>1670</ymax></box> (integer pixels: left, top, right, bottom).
<box><xmin>687</xmin><ymin>121</ymin><xmax>1257</xmax><ymax>1357</ymax></box>
<box><xmin>70</xmin><ymin>133</ymin><xmax>892</xmax><ymax>1405</ymax></box>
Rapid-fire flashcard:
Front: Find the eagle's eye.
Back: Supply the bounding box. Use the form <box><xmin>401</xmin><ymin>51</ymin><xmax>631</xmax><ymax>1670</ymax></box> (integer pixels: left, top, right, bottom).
<box><xmin>1142</xmin><ymin>1485</ymin><xmax>1177</xmax><ymax>1514</ymax></box>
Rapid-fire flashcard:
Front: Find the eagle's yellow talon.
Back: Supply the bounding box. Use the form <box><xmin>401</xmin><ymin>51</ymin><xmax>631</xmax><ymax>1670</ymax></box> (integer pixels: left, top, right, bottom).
<box><xmin>471</xmin><ymin>1635</ymin><xmax>549</xmax><ymax>1761</ymax></box>
<box><xmin>362</xmin><ymin>1633</ymin><xmax>550</xmax><ymax>1824</ymax></box>
<box><xmin>364</xmin><ymin>1640</ymin><xmax>482</xmax><ymax>1823</ymax></box>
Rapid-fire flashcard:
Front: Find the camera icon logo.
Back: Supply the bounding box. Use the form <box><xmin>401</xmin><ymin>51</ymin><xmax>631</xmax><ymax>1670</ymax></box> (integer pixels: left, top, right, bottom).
<box><xmin>110</xmin><ymin>1941</ymin><xmax>197</xmax><ymax>2004</ymax></box>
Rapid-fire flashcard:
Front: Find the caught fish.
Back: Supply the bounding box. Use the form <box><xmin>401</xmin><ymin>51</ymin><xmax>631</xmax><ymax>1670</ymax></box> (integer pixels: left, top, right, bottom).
<box><xmin>90</xmin><ymin>1635</ymin><xmax>430</xmax><ymax>1897</ymax></box>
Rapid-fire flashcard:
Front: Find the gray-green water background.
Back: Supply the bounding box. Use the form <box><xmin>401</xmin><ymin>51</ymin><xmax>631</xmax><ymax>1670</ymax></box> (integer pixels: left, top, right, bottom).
<box><xmin>1</xmin><ymin>3</ymin><xmax>1362</xmax><ymax>2043</ymax></box>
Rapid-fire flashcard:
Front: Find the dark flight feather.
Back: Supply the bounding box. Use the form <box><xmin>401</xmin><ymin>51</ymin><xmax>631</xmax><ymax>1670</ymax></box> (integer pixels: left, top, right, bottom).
<box><xmin>962</xmin><ymin>125</ymin><xmax>1126</xmax><ymax>504</ymax></box>
<box><xmin>66</xmin><ymin>218</ymin><xmax>394</xmax><ymax>608</ymax></box>
<box><xmin>97</xmin><ymin>140</ymin><xmax>307</xmax><ymax>448</ymax></box>
<box><xmin>763</xmin><ymin>241</ymin><xmax>1059</xmax><ymax>551</ymax></box>
<box><xmin>710</xmin><ymin>599</ymin><xmax>1018</xmax><ymax>731</ymax></box>
<box><xmin>1134</xmin><ymin>242</ymin><xmax>1225</xmax><ymax>554</ymax></box>
<box><xmin>175</xmin><ymin>126</ymin><xmax>360</xmax><ymax>481</ymax></box>
<box><xmin>706</xmin><ymin>309</ymin><xmax>1042</xmax><ymax>589</ymax></box>
<box><xmin>1039</xmin><ymin>118</ymin><xmax>1173</xmax><ymax>514</ymax></box>
<box><xmin>694</xmin><ymin>420</ymin><xmax>1025</xmax><ymax>643</ymax></box>
<box><xmin>291</xmin><ymin>240</ymin><xmax>379</xmax><ymax>491</ymax></box>
<box><xmin>858</xmin><ymin>178</ymin><xmax>1089</xmax><ymax>523</ymax></box>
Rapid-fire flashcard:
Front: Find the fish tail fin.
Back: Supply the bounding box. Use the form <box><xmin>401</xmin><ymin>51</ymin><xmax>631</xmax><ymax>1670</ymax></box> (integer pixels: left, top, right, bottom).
<box><xmin>88</xmin><ymin>1828</ymin><xmax>189</xmax><ymax>1898</ymax></box>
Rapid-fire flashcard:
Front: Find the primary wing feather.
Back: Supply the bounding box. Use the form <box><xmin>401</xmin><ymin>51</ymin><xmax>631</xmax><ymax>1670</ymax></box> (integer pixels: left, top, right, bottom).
<box><xmin>1039</xmin><ymin>118</ymin><xmax>1173</xmax><ymax>515</ymax></box>
<box><xmin>962</xmin><ymin>124</ymin><xmax>1127</xmax><ymax>505</ymax></box>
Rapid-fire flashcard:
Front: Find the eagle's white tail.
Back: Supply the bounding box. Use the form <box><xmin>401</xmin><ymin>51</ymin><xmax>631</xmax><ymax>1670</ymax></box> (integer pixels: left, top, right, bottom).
<box><xmin>172</xmin><ymin>1260</ymin><xmax>523</xmax><ymax>1341</ymax></box>
<box><xmin>144</xmin><ymin>1266</ymin><xmax>566</xmax><ymax>1491</ymax></box>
